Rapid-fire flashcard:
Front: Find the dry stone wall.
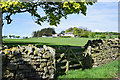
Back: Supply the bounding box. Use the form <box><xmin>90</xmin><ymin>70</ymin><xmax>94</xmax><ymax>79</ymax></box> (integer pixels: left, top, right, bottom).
<box><xmin>82</xmin><ymin>38</ymin><xmax>120</xmax><ymax>68</ymax></box>
<box><xmin>1</xmin><ymin>45</ymin><xmax>56</xmax><ymax>80</ymax></box>
<box><xmin>1</xmin><ymin>38</ymin><xmax>120</xmax><ymax>79</ymax></box>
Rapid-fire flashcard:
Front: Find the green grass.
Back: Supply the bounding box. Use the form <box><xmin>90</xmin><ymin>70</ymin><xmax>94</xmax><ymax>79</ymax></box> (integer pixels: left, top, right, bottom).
<box><xmin>58</xmin><ymin>59</ymin><xmax>119</xmax><ymax>78</ymax></box>
<box><xmin>3</xmin><ymin>37</ymin><xmax>99</xmax><ymax>47</ymax></box>
<box><xmin>3</xmin><ymin>36</ymin><xmax>118</xmax><ymax>47</ymax></box>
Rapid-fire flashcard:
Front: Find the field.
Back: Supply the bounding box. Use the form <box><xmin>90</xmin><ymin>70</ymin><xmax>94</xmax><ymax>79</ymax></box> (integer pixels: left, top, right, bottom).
<box><xmin>3</xmin><ymin>37</ymin><xmax>99</xmax><ymax>47</ymax></box>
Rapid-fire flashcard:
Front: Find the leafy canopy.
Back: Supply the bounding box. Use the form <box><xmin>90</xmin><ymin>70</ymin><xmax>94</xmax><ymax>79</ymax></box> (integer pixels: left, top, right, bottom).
<box><xmin>0</xmin><ymin>0</ymin><xmax>95</xmax><ymax>26</ymax></box>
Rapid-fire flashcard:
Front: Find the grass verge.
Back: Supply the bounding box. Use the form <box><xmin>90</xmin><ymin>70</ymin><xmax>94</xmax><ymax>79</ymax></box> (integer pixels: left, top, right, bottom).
<box><xmin>58</xmin><ymin>59</ymin><xmax>119</xmax><ymax>78</ymax></box>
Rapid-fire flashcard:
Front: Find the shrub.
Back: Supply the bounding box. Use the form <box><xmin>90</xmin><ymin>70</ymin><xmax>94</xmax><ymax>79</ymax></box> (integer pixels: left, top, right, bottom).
<box><xmin>96</xmin><ymin>35</ymin><xmax>99</xmax><ymax>38</ymax></box>
<box><xmin>23</xmin><ymin>37</ymin><xmax>28</xmax><ymax>39</ymax></box>
<box><xmin>80</xmin><ymin>33</ymin><xmax>89</xmax><ymax>38</ymax></box>
<box><xmin>80</xmin><ymin>31</ymin><xmax>89</xmax><ymax>38</ymax></box>
<box><xmin>90</xmin><ymin>32</ymin><xmax>95</xmax><ymax>38</ymax></box>
<box><xmin>100</xmin><ymin>33</ymin><xmax>106</xmax><ymax>38</ymax></box>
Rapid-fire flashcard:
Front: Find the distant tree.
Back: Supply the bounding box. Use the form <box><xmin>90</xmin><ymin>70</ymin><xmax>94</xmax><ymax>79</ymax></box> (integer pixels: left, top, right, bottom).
<box><xmin>112</xmin><ymin>32</ymin><xmax>118</xmax><ymax>35</ymax></box>
<box><xmin>96</xmin><ymin>35</ymin><xmax>99</xmax><ymax>38</ymax></box>
<box><xmin>66</xmin><ymin>27</ymin><xmax>74</xmax><ymax>32</ymax></box>
<box><xmin>2</xmin><ymin>36</ymin><xmax>7</xmax><ymax>39</ymax></box>
<box><xmin>95</xmin><ymin>32</ymin><xmax>102</xmax><ymax>35</ymax></box>
<box><xmin>16</xmin><ymin>36</ymin><xmax>20</xmax><ymax>39</ymax></box>
<box><xmin>73</xmin><ymin>27</ymin><xmax>82</xmax><ymax>36</ymax></box>
<box><xmin>73</xmin><ymin>27</ymin><xmax>78</xmax><ymax>35</ymax></box>
<box><xmin>108</xmin><ymin>33</ymin><xmax>113</xmax><ymax>39</ymax></box>
<box><xmin>100</xmin><ymin>33</ymin><xmax>106</xmax><ymax>38</ymax></box>
<box><xmin>32</xmin><ymin>31</ymin><xmax>37</xmax><ymax>37</ymax></box>
<box><xmin>23</xmin><ymin>36</ymin><xmax>28</xmax><ymax>39</ymax></box>
<box><xmin>12</xmin><ymin>35</ymin><xmax>16</xmax><ymax>38</ymax></box>
<box><xmin>119</xmin><ymin>33</ymin><xmax>120</xmax><ymax>39</ymax></box>
<box><xmin>33</xmin><ymin>28</ymin><xmax>56</xmax><ymax>37</ymax></box>
<box><xmin>65</xmin><ymin>27</ymin><xmax>90</xmax><ymax>37</ymax></box>
<box><xmin>106</xmin><ymin>32</ymin><xmax>109</xmax><ymax>35</ymax></box>
<box><xmin>90</xmin><ymin>32</ymin><xmax>95</xmax><ymax>38</ymax></box>
<box><xmin>80</xmin><ymin>30</ymin><xmax>89</xmax><ymax>38</ymax></box>
<box><xmin>60</xmin><ymin>31</ymin><xmax>65</xmax><ymax>35</ymax></box>
<box><xmin>9</xmin><ymin>35</ymin><xmax>12</xmax><ymax>38</ymax></box>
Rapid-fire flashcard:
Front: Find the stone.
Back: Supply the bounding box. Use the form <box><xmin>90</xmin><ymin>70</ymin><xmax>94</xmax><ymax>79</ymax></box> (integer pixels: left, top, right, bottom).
<box><xmin>2</xmin><ymin>45</ymin><xmax>56</xmax><ymax>79</ymax></box>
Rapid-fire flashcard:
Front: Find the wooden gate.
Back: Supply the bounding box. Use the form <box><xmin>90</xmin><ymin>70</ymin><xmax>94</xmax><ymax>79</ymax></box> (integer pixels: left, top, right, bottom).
<box><xmin>56</xmin><ymin>48</ymin><xmax>83</xmax><ymax>74</ymax></box>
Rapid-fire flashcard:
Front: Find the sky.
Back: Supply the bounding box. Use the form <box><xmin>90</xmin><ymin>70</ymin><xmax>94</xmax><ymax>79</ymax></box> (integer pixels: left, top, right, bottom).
<box><xmin>2</xmin><ymin>2</ymin><xmax>118</xmax><ymax>37</ymax></box>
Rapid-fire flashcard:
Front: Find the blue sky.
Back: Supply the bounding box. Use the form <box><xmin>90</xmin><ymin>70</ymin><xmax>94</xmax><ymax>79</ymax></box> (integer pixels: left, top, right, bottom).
<box><xmin>2</xmin><ymin>2</ymin><xmax>118</xmax><ymax>37</ymax></box>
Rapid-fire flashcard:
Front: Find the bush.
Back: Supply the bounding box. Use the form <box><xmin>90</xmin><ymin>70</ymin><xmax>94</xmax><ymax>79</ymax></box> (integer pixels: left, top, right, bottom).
<box><xmin>100</xmin><ymin>33</ymin><xmax>106</xmax><ymax>38</ymax></box>
<box><xmin>23</xmin><ymin>37</ymin><xmax>28</xmax><ymax>39</ymax></box>
<box><xmin>80</xmin><ymin>31</ymin><xmax>89</xmax><ymax>38</ymax></box>
<box><xmin>90</xmin><ymin>32</ymin><xmax>95</xmax><ymax>38</ymax></box>
<box><xmin>80</xmin><ymin>33</ymin><xmax>89</xmax><ymax>38</ymax></box>
<box><xmin>61</xmin><ymin>36</ymin><xmax>71</xmax><ymax>38</ymax></box>
<box><xmin>96</xmin><ymin>35</ymin><xmax>99</xmax><ymax>38</ymax></box>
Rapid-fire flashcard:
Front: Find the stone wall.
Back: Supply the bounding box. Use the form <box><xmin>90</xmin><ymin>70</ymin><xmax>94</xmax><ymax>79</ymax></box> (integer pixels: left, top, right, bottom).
<box><xmin>82</xmin><ymin>38</ymin><xmax>120</xmax><ymax>68</ymax></box>
<box><xmin>1</xmin><ymin>45</ymin><xmax>56</xmax><ymax>80</ymax></box>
